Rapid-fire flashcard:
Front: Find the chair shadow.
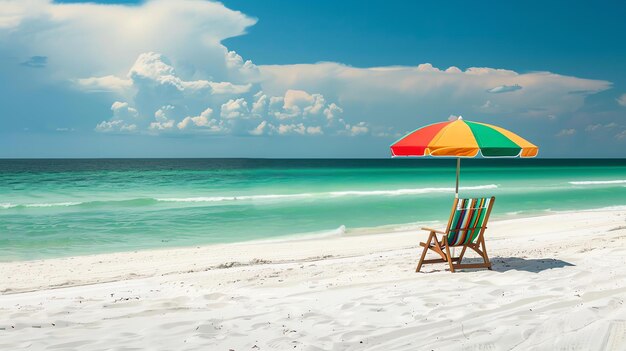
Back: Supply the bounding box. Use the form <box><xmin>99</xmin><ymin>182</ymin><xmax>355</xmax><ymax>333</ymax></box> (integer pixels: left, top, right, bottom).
<box><xmin>461</xmin><ymin>256</ymin><xmax>575</xmax><ymax>273</ymax></box>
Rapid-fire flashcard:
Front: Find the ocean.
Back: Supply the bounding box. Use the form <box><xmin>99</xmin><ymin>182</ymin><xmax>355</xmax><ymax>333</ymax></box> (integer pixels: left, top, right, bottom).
<box><xmin>1</xmin><ymin>158</ymin><xmax>625</xmax><ymax>261</ymax></box>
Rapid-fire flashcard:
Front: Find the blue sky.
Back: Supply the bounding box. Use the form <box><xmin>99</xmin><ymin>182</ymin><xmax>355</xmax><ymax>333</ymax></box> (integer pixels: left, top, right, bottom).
<box><xmin>1</xmin><ymin>0</ymin><xmax>625</xmax><ymax>157</ymax></box>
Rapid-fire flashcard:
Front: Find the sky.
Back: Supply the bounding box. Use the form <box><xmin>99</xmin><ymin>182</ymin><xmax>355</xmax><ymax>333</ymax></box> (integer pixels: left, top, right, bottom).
<box><xmin>0</xmin><ymin>0</ymin><xmax>625</xmax><ymax>158</ymax></box>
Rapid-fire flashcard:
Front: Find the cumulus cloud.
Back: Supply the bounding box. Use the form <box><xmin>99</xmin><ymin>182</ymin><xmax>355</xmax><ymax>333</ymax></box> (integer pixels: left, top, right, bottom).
<box><xmin>80</xmin><ymin>52</ymin><xmax>252</xmax><ymax>98</ymax></box>
<box><xmin>88</xmin><ymin>52</ymin><xmax>358</xmax><ymax>137</ymax></box>
<box><xmin>111</xmin><ymin>101</ymin><xmax>138</xmax><ymax>120</ymax></box>
<box><xmin>149</xmin><ymin>105</ymin><xmax>176</xmax><ymax>131</ymax></box>
<box><xmin>283</xmin><ymin>90</ymin><xmax>326</xmax><ymax>116</ymax></box>
<box><xmin>94</xmin><ymin>101</ymin><xmax>139</xmax><ymax>133</ymax></box>
<box><xmin>95</xmin><ymin>120</ymin><xmax>137</xmax><ymax>133</ymax></box>
<box><xmin>259</xmin><ymin>62</ymin><xmax>610</xmax><ymax>131</ymax></box>
<box><xmin>0</xmin><ymin>0</ymin><xmax>617</xmax><ymax>149</ymax></box>
<box><xmin>225</xmin><ymin>51</ymin><xmax>260</xmax><ymax>79</ymax></box>
<box><xmin>249</xmin><ymin>120</ymin><xmax>270</xmax><ymax>136</ymax></box>
<box><xmin>323</xmin><ymin>103</ymin><xmax>342</xmax><ymax>121</ymax></box>
<box><xmin>0</xmin><ymin>0</ymin><xmax>256</xmax><ymax>80</ymax></box>
<box><xmin>221</xmin><ymin>98</ymin><xmax>250</xmax><ymax>119</ymax></box>
<box><xmin>345</xmin><ymin>122</ymin><xmax>370</xmax><ymax>136</ymax></box>
<box><xmin>277</xmin><ymin>123</ymin><xmax>306</xmax><ymax>135</ymax></box>
<box><xmin>251</xmin><ymin>91</ymin><xmax>268</xmax><ymax>115</ymax></box>
<box><xmin>177</xmin><ymin>108</ymin><xmax>220</xmax><ymax>130</ymax></box>
<box><xmin>618</xmin><ymin>94</ymin><xmax>626</xmax><ymax>107</ymax></box>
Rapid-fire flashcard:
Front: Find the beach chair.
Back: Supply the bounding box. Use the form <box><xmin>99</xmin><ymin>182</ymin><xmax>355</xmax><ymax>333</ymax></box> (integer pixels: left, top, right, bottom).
<box><xmin>416</xmin><ymin>196</ymin><xmax>495</xmax><ymax>273</ymax></box>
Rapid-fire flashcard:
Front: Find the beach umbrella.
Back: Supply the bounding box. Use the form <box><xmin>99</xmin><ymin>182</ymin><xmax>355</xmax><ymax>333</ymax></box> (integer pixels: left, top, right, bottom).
<box><xmin>390</xmin><ymin>116</ymin><xmax>538</xmax><ymax>197</ymax></box>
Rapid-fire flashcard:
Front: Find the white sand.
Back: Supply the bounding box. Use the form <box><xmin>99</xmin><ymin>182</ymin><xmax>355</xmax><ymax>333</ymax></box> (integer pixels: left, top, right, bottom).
<box><xmin>1</xmin><ymin>208</ymin><xmax>626</xmax><ymax>350</ymax></box>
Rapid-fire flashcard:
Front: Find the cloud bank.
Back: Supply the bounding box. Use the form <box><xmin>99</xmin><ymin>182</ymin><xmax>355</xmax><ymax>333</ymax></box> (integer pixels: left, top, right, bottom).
<box><xmin>0</xmin><ymin>0</ymin><xmax>620</xmax><ymax>156</ymax></box>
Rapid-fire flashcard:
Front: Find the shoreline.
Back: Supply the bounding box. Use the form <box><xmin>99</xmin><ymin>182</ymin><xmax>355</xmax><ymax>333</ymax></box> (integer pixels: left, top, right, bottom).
<box><xmin>1</xmin><ymin>206</ymin><xmax>625</xmax><ymax>349</ymax></box>
<box><xmin>0</xmin><ymin>210</ymin><xmax>626</xmax><ymax>351</ymax></box>
<box><xmin>1</xmin><ymin>205</ymin><xmax>625</xmax><ymax>295</ymax></box>
<box><xmin>2</xmin><ymin>203</ymin><xmax>625</xmax><ymax>264</ymax></box>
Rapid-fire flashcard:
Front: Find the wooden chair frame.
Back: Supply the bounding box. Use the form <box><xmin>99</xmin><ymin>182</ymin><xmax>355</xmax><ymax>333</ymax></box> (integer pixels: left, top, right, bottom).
<box><xmin>416</xmin><ymin>196</ymin><xmax>495</xmax><ymax>273</ymax></box>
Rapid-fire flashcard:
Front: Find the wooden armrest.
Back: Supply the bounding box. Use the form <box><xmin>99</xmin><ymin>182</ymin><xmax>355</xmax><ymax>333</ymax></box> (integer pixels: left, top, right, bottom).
<box><xmin>421</xmin><ymin>227</ymin><xmax>447</xmax><ymax>234</ymax></box>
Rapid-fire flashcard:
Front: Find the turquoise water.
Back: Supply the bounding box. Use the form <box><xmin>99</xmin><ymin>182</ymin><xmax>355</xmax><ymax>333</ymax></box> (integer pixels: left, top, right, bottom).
<box><xmin>1</xmin><ymin>159</ymin><xmax>625</xmax><ymax>261</ymax></box>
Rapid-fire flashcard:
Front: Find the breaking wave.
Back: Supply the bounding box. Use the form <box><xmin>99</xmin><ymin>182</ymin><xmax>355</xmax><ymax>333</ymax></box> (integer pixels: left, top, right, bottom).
<box><xmin>0</xmin><ymin>184</ymin><xmax>498</xmax><ymax>209</ymax></box>
<box><xmin>569</xmin><ymin>180</ymin><xmax>626</xmax><ymax>185</ymax></box>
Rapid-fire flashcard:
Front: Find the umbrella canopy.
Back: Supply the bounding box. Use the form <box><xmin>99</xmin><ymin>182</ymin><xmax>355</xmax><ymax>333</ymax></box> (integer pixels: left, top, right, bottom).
<box><xmin>390</xmin><ymin>116</ymin><xmax>538</xmax><ymax>197</ymax></box>
<box><xmin>390</xmin><ymin>117</ymin><xmax>538</xmax><ymax>158</ymax></box>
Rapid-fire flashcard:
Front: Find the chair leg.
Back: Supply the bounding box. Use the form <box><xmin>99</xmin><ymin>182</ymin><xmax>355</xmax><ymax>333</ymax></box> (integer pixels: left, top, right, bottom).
<box><xmin>416</xmin><ymin>233</ymin><xmax>433</xmax><ymax>272</ymax></box>
<box><xmin>479</xmin><ymin>237</ymin><xmax>492</xmax><ymax>270</ymax></box>
<box><xmin>443</xmin><ymin>237</ymin><xmax>455</xmax><ymax>273</ymax></box>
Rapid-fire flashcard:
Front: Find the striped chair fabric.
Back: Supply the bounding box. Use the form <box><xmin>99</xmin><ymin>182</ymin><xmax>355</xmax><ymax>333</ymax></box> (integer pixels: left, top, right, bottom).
<box><xmin>447</xmin><ymin>197</ymin><xmax>492</xmax><ymax>246</ymax></box>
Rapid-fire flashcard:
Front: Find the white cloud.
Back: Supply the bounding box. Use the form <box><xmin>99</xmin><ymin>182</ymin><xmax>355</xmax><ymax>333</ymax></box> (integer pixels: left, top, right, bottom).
<box><xmin>0</xmin><ymin>0</ymin><xmax>256</xmax><ymax>80</ymax></box>
<box><xmin>277</xmin><ymin>123</ymin><xmax>306</xmax><ymax>135</ymax></box>
<box><xmin>77</xmin><ymin>76</ymin><xmax>133</xmax><ymax>94</ymax></box>
<box><xmin>94</xmin><ymin>101</ymin><xmax>139</xmax><ymax>133</ymax></box>
<box><xmin>323</xmin><ymin>103</ymin><xmax>343</xmax><ymax>121</ymax></box>
<box><xmin>154</xmin><ymin>105</ymin><xmax>175</xmax><ymax>122</ymax></box>
<box><xmin>249</xmin><ymin>120</ymin><xmax>270</xmax><ymax>136</ymax></box>
<box><xmin>251</xmin><ymin>92</ymin><xmax>268</xmax><ymax>115</ymax></box>
<box><xmin>556</xmin><ymin>128</ymin><xmax>576</xmax><ymax>137</ymax></box>
<box><xmin>95</xmin><ymin>120</ymin><xmax>137</xmax><ymax>133</ymax></box>
<box><xmin>149</xmin><ymin>105</ymin><xmax>176</xmax><ymax>131</ymax></box>
<box><xmin>221</xmin><ymin>98</ymin><xmax>249</xmax><ymax>119</ymax></box>
<box><xmin>82</xmin><ymin>52</ymin><xmax>252</xmax><ymax>98</ymax></box>
<box><xmin>271</xmin><ymin>122</ymin><xmax>325</xmax><ymax>136</ymax></box>
<box><xmin>149</xmin><ymin>120</ymin><xmax>175</xmax><ymax>131</ymax></box>
<box><xmin>1</xmin><ymin>0</ymin><xmax>616</xmax><ymax>146</ymax></box>
<box><xmin>207</xmin><ymin>82</ymin><xmax>252</xmax><ymax>95</ymax></box>
<box><xmin>87</xmin><ymin>52</ymin><xmax>355</xmax><ymax>137</ymax></box>
<box><xmin>177</xmin><ymin>108</ymin><xmax>225</xmax><ymax>133</ymax></box>
<box><xmin>111</xmin><ymin>101</ymin><xmax>138</xmax><ymax>119</ymax></box>
<box><xmin>618</xmin><ymin>94</ymin><xmax>626</xmax><ymax>107</ymax></box>
<box><xmin>259</xmin><ymin>62</ymin><xmax>611</xmax><ymax>131</ymax></box>
<box><xmin>306</xmin><ymin>126</ymin><xmax>324</xmax><ymax>135</ymax></box>
<box><xmin>225</xmin><ymin>50</ymin><xmax>260</xmax><ymax>79</ymax></box>
<box><xmin>282</xmin><ymin>90</ymin><xmax>326</xmax><ymax>116</ymax></box>
<box><xmin>345</xmin><ymin>122</ymin><xmax>370</xmax><ymax>136</ymax></box>
<box><xmin>616</xmin><ymin>130</ymin><xmax>626</xmax><ymax>140</ymax></box>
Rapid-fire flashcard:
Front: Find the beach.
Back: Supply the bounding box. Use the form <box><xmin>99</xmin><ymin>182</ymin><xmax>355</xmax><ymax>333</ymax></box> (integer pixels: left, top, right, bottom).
<box><xmin>4</xmin><ymin>0</ymin><xmax>626</xmax><ymax>349</ymax></box>
<box><xmin>2</xmin><ymin>207</ymin><xmax>626</xmax><ymax>350</ymax></box>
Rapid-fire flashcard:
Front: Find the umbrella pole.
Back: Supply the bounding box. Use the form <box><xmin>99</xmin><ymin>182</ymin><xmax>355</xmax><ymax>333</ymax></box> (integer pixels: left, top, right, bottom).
<box><xmin>453</xmin><ymin>157</ymin><xmax>460</xmax><ymax>259</ymax></box>
<box><xmin>455</xmin><ymin>157</ymin><xmax>460</xmax><ymax>198</ymax></box>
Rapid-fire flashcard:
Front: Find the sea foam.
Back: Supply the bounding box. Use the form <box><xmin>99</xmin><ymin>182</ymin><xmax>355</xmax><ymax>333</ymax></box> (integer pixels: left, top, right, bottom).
<box><xmin>0</xmin><ymin>202</ymin><xmax>81</xmax><ymax>209</ymax></box>
<box><xmin>569</xmin><ymin>180</ymin><xmax>626</xmax><ymax>185</ymax></box>
<box><xmin>156</xmin><ymin>184</ymin><xmax>498</xmax><ymax>203</ymax></box>
<box><xmin>1</xmin><ymin>184</ymin><xmax>499</xmax><ymax>210</ymax></box>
